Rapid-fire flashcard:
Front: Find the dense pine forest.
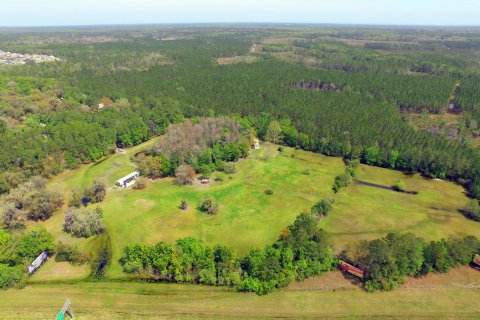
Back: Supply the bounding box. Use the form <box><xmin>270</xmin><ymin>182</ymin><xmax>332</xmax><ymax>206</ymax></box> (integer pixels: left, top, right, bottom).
<box><xmin>1</xmin><ymin>25</ymin><xmax>480</xmax><ymax>196</ymax></box>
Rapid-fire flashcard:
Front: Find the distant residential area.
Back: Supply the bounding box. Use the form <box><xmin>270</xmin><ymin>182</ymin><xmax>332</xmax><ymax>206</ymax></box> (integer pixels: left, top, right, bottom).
<box><xmin>0</xmin><ymin>49</ymin><xmax>59</xmax><ymax>65</ymax></box>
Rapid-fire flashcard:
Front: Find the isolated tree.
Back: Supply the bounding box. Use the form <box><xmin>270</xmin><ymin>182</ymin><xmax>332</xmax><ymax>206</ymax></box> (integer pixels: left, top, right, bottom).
<box><xmin>332</xmin><ymin>173</ymin><xmax>353</xmax><ymax>193</ymax></box>
<box><xmin>24</xmin><ymin>189</ymin><xmax>64</xmax><ymax>221</ymax></box>
<box><xmin>180</xmin><ymin>199</ymin><xmax>188</xmax><ymax>210</ymax></box>
<box><xmin>391</xmin><ymin>180</ymin><xmax>406</xmax><ymax>192</ymax></box>
<box><xmin>175</xmin><ymin>164</ymin><xmax>195</xmax><ymax>185</ymax></box>
<box><xmin>69</xmin><ymin>188</ymin><xmax>83</xmax><ymax>208</ymax></box>
<box><xmin>199</xmin><ymin>197</ymin><xmax>219</xmax><ymax>215</ymax></box>
<box><xmin>311</xmin><ymin>198</ymin><xmax>333</xmax><ymax>217</ymax></box>
<box><xmin>64</xmin><ymin>207</ymin><xmax>105</xmax><ymax>238</ymax></box>
<box><xmin>85</xmin><ymin>179</ymin><xmax>107</xmax><ymax>203</ymax></box>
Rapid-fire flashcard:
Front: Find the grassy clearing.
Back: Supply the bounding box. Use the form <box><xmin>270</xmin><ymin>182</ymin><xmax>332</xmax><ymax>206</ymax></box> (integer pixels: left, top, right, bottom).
<box><xmin>2</xmin><ymin>268</ymin><xmax>480</xmax><ymax>319</ymax></box>
<box><xmin>16</xmin><ymin>138</ymin><xmax>480</xmax><ymax>319</ymax></box>
<box><xmin>214</xmin><ymin>55</ymin><xmax>259</xmax><ymax>65</ymax></box>
<box><xmin>321</xmin><ymin>164</ymin><xmax>479</xmax><ymax>251</ymax></box>
<box><xmin>28</xmin><ymin>138</ymin><xmax>478</xmax><ymax>281</ymax></box>
<box><xmin>28</xmin><ymin>137</ymin><xmax>162</xmax><ymax>281</ymax></box>
<box><xmin>31</xmin><ymin>142</ymin><xmax>344</xmax><ymax>280</ymax></box>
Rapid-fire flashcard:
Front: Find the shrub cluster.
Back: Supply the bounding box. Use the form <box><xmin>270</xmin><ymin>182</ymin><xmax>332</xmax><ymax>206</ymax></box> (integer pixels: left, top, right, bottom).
<box><xmin>1</xmin><ymin>176</ymin><xmax>63</xmax><ymax>228</ymax></box>
<box><xmin>462</xmin><ymin>199</ymin><xmax>480</xmax><ymax>221</ymax></box>
<box><xmin>132</xmin><ymin>177</ymin><xmax>147</xmax><ymax>190</ymax></box>
<box><xmin>332</xmin><ymin>160</ymin><xmax>358</xmax><ymax>193</ymax></box>
<box><xmin>175</xmin><ymin>164</ymin><xmax>196</xmax><ymax>185</ymax></box>
<box><xmin>69</xmin><ymin>179</ymin><xmax>107</xmax><ymax>208</ymax></box>
<box><xmin>55</xmin><ymin>242</ymin><xmax>88</xmax><ymax>265</ymax></box>
<box><xmin>221</xmin><ymin>162</ymin><xmax>236</xmax><ymax>175</ymax></box>
<box><xmin>90</xmin><ymin>234</ymin><xmax>112</xmax><ymax>278</ymax></box>
<box><xmin>137</xmin><ymin>118</ymin><xmax>249</xmax><ymax>180</ymax></box>
<box><xmin>121</xmin><ymin>212</ymin><xmax>336</xmax><ymax>295</ymax></box>
<box><xmin>311</xmin><ymin>196</ymin><xmax>334</xmax><ymax>218</ymax></box>
<box><xmin>179</xmin><ymin>199</ymin><xmax>188</xmax><ymax>210</ymax></box>
<box><xmin>391</xmin><ymin>180</ymin><xmax>406</xmax><ymax>192</ymax></box>
<box><xmin>345</xmin><ymin>233</ymin><xmax>480</xmax><ymax>292</ymax></box>
<box><xmin>199</xmin><ymin>197</ymin><xmax>219</xmax><ymax>215</ymax></box>
<box><xmin>84</xmin><ymin>179</ymin><xmax>107</xmax><ymax>204</ymax></box>
<box><xmin>64</xmin><ymin>207</ymin><xmax>105</xmax><ymax>238</ymax></box>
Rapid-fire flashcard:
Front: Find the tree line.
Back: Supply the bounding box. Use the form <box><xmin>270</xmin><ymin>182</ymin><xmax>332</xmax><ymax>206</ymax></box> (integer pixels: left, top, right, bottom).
<box><xmin>121</xmin><ymin>212</ymin><xmax>336</xmax><ymax>295</ymax></box>
<box><xmin>344</xmin><ymin>233</ymin><xmax>480</xmax><ymax>292</ymax></box>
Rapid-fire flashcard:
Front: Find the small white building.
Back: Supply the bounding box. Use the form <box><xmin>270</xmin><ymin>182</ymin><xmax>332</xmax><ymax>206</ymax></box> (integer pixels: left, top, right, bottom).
<box><xmin>116</xmin><ymin>171</ymin><xmax>140</xmax><ymax>188</ymax></box>
<box><xmin>254</xmin><ymin>139</ymin><xmax>260</xmax><ymax>150</ymax></box>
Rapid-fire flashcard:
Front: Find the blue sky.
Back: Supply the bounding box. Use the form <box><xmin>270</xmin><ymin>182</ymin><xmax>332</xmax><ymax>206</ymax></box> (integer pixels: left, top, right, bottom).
<box><xmin>1</xmin><ymin>0</ymin><xmax>479</xmax><ymax>27</ymax></box>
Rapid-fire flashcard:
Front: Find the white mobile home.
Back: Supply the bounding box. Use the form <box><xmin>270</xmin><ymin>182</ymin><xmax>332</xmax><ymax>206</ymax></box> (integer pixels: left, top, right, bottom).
<box><xmin>116</xmin><ymin>171</ymin><xmax>140</xmax><ymax>188</ymax></box>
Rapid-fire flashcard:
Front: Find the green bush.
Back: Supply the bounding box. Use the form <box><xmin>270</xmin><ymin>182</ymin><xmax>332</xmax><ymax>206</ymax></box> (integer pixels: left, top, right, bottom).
<box><xmin>392</xmin><ymin>180</ymin><xmax>406</xmax><ymax>192</ymax></box>
<box><xmin>55</xmin><ymin>242</ymin><xmax>87</xmax><ymax>265</ymax></box>
<box><xmin>311</xmin><ymin>197</ymin><xmax>334</xmax><ymax>217</ymax></box>
<box><xmin>264</xmin><ymin>189</ymin><xmax>274</xmax><ymax>195</ymax></box>
<box><xmin>462</xmin><ymin>199</ymin><xmax>480</xmax><ymax>221</ymax></box>
<box><xmin>85</xmin><ymin>179</ymin><xmax>107</xmax><ymax>204</ymax></box>
<box><xmin>332</xmin><ymin>173</ymin><xmax>353</xmax><ymax>193</ymax></box>
<box><xmin>90</xmin><ymin>234</ymin><xmax>112</xmax><ymax>278</ymax></box>
<box><xmin>222</xmin><ymin>162</ymin><xmax>236</xmax><ymax>174</ymax></box>
<box><xmin>64</xmin><ymin>207</ymin><xmax>105</xmax><ymax>238</ymax></box>
<box><xmin>179</xmin><ymin>199</ymin><xmax>188</xmax><ymax>210</ymax></box>
<box><xmin>0</xmin><ymin>264</ymin><xmax>24</xmax><ymax>289</ymax></box>
<box><xmin>199</xmin><ymin>197</ymin><xmax>219</xmax><ymax>215</ymax></box>
<box><xmin>16</xmin><ymin>228</ymin><xmax>55</xmax><ymax>264</ymax></box>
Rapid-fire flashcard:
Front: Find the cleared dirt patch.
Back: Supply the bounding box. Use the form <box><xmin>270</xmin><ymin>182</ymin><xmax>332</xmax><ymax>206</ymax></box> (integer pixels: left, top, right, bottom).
<box><xmin>214</xmin><ymin>55</ymin><xmax>258</xmax><ymax>65</ymax></box>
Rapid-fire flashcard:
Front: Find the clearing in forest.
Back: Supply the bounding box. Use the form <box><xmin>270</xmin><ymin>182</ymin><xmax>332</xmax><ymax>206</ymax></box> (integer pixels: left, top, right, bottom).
<box><xmin>29</xmin><ymin>139</ymin><xmax>478</xmax><ymax>281</ymax></box>
<box><xmin>321</xmin><ymin>164</ymin><xmax>479</xmax><ymax>250</ymax></box>
<box><xmin>31</xmin><ymin>142</ymin><xmax>344</xmax><ymax>280</ymax></box>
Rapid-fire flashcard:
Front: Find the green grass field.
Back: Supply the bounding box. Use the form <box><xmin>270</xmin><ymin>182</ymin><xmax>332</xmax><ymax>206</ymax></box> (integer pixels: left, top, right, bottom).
<box><xmin>3</xmin><ymin>268</ymin><xmax>480</xmax><ymax>319</ymax></box>
<box><xmin>321</xmin><ymin>164</ymin><xmax>480</xmax><ymax>250</ymax></box>
<box><xmin>31</xmin><ymin>142</ymin><xmax>345</xmax><ymax>280</ymax></box>
<box><xmin>27</xmin><ymin>138</ymin><xmax>479</xmax><ymax>282</ymax></box>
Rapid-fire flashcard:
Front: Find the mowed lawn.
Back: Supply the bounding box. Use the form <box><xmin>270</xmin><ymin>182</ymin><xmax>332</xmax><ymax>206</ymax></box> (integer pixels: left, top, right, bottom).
<box><xmin>31</xmin><ymin>141</ymin><xmax>344</xmax><ymax>280</ymax></box>
<box><xmin>2</xmin><ymin>269</ymin><xmax>480</xmax><ymax>319</ymax></box>
<box><xmin>321</xmin><ymin>164</ymin><xmax>479</xmax><ymax>250</ymax></box>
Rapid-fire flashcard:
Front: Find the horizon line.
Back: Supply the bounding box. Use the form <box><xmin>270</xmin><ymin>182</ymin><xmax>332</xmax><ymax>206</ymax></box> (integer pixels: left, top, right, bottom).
<box><xmin>1</xmin><ymin>22</ymin><xmax>480</xmax><ymax>29</ymax></box>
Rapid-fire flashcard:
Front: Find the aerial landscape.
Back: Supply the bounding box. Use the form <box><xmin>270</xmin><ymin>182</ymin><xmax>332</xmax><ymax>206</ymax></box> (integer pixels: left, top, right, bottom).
<box><xmin>0</xmin><ymin>0</ymin><xmax>480</xmax><ymax>319</ymax></box>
